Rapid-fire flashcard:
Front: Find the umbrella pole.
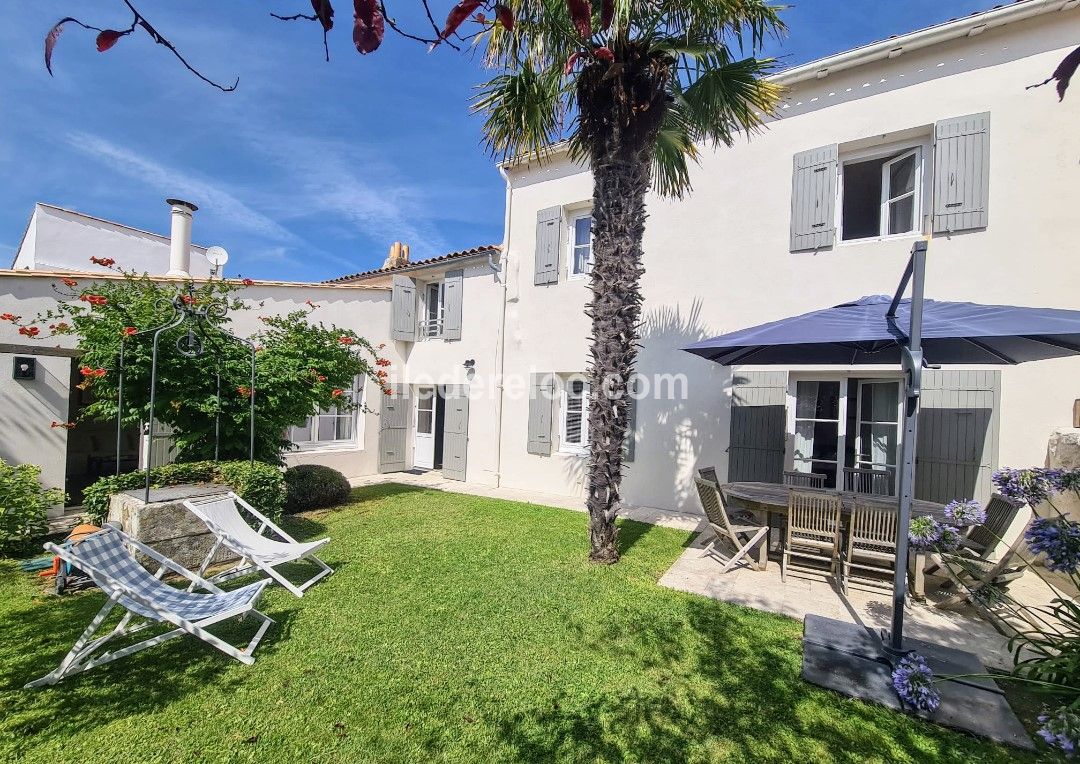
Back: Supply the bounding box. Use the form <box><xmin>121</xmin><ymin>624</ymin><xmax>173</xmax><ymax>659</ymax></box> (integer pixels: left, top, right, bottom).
<box><xmin>887</xmin><ymin>240</ymin><xmax>928</xmax><ymax>655</ymax></box>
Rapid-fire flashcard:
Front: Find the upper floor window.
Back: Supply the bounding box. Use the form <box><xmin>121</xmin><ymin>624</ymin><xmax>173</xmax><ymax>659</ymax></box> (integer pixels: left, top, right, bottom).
<box><xmin>560</xmin><ymin>377</ymin><xmax>589</xmax><ymax>453</ymax></box>
<box><xmin>422</xmin><ymin>280</ymin><xmax>444</xmax><ymax>338</ymax></box>
<box><xmin>289</xmin><ymin>377</ymin><xmax>364</xmax><ymax>450</ymax></box>
<box><xmin>568</xmin><ymin>213</ymin><xmax>593</xmax><ymax>278</ymax></box>
<box><xmin>841</xmin><ymin>146</ymin><xmax>922</xmax><ymax>241</ymax></box>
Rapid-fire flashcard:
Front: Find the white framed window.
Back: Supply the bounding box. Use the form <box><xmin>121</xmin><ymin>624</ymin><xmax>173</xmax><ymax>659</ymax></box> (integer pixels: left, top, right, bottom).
<box><xmin>422</xmin><ymin>281</ymin><xmax>444</xmax><ymax>338</ymax></box>
<box><xmin>840</xmin><ymin>145</ymin><xmax>923</xmax><ymax>242</ymax></box>
<box><xmin>289</xmin><ymin>377</ymin><xmax>364</xmax><ymax>450</ymax></box>
<box><xmin>855</xmin><ymin>380</ymin><xmax>901</xmax><ymax>480</ymax></box>
<box><xmin>560</xmin><ymin>377</ymin><xmax>589</xmax><ymax>453</ymax></box>
<box><xmin>567</xmin><ymin>213</ymin><xmax>593</xmax><ymax>278</ymax></box>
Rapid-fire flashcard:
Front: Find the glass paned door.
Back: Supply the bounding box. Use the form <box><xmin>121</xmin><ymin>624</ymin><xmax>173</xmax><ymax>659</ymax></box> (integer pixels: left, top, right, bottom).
<box><xmin>792</xmin><ymin>380</ymin><xmax>842</xmax><ymax>488</ymax></box>
<box><xmin>413</xmin><ymin>386</ymin><xmax>436</xmax><ymax>469</ymax></box>
<box><xmin>856</xmin><ymin>380</ymin><xmax>900</xmax><ymax>491</ymax></box>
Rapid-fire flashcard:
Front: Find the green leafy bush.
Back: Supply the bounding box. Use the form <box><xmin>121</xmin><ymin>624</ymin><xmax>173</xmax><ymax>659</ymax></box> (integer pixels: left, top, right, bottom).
<box><xmin>83</xmin><ymin>460</ymin><xmax>284</xmax><ymax>524</ymax></box>
<box><xmin>0</xmin><ymin>459</ymin><xmax>65</xmax><ymax>548</ymax></box>
<box><xmin>284</xmin><ymin>464</ymin><xmax>351</xmax><ymax>514</ymax></box>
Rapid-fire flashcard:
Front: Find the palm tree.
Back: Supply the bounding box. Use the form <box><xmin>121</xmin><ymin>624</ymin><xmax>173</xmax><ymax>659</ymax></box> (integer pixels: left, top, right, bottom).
<box><xmin>40</xmin><ymin>0</ymin><xmax>784</xmax><ymax>564</ymax></box>
<box><xmin>474</xmin><ymin>1</ymin><xmax>784</xmax><ymax>562</ymax></box>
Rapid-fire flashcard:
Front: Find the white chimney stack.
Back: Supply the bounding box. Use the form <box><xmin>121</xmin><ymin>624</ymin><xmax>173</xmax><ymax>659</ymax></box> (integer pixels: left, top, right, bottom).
<box><xmin>166</xmin><ymin>198</ymin><xmax>198</xmax><ymax>277</ymax></box>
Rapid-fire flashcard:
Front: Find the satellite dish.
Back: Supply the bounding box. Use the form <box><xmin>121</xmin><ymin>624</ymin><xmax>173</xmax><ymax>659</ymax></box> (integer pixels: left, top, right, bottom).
<box><xmin>205</xmin><ymin>246</ymin><xmax>229</xmax><ymax>268</ymax></box>
<box><xmin>205</xmin><ymin>246</ymin><xmax>229</xmax><ymax>276</ymax></box>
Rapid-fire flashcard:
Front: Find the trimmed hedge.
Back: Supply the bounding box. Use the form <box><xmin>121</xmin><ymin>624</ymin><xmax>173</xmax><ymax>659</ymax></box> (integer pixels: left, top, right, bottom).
<box><xmin>83</xmin><ymin>461</ymin><xmax>285</xmax><ymax>524</ymax></box>
<box><xmin>284</xmin><ymin>464</ymin><xmax>351</xmax><ymax>514</ymax></box>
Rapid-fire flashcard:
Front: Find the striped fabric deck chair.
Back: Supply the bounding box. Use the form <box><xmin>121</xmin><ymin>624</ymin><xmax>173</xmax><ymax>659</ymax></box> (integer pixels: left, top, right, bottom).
<box><xmin>184</xmin><ymin>492</ymin><xmax>332</xmax><ymax>598</ymax></box>
<box><xmin>842</xmin><ymin>502</ymin><xmax>898</xmax><ymax>594</ymax></box>
<box><xmin>26</xmin><ymin>526</ymin><xmax>272</xmax><ymax>688</ymax></box>
<box><xmin>783</xmin><ymin>491</ymin><xmax>843</xmax><ymax>583</ymax></box>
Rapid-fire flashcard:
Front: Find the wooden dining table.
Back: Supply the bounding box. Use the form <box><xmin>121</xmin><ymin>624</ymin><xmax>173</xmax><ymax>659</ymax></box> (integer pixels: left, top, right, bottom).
<box><xmin>720</xmin><ymin>481</ymin><xmax>949</xmax><ymax>598</ymax></box>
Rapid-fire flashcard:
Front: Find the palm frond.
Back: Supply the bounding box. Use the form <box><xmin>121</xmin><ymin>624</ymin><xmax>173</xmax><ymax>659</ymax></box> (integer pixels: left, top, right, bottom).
<box><xmin>652</xmin><ymin>98</ymin><xmax>700</xmax><ymax>199</ymax></box>
<box><xmin>681</xmin><ymin>53</ymin><xmax>781</xmax><ymax>148</ymax></box>
<box><xmin>472</xmin><ymin>61</ymin><xmax>569</xmax><ymax>161</ymax></box>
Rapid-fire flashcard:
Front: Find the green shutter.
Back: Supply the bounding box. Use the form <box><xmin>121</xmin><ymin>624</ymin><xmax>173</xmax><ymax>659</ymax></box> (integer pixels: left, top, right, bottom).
<box><xmin>728</xmin><ymin>371</ymin><xmax>787</xmax><ymax>482</ymax></box>
<box><xmin>933</xmin><ymin>112</ymin><xmax>990</xmax><ymax>233</ymax></box>
<box><xmin>915</xmin><ymin>370</ymin><xmax>1000</xmax><ymax>503</ymax></box>
<box><xmin>790</xmin><ymin>145</ymin><xmax>837</xmax><ymax>252</ymax></box>
<box><xmin>442</xmin><ymin>269</ymin><xmax>464</xmax><ymax>341</ymax></box>
<box><xmin>527</xmin><ymin>373</ymin><xmax>554</xmax><ymax>455</ymax></box>
<box><xmin>534</xmin><ymin>207</ymin><xmax>562</xmax><ymax>285</ymax></box>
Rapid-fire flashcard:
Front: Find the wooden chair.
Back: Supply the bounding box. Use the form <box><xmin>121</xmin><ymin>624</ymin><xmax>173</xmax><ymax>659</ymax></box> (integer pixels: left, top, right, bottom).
<box><xmin>783</xmin><ymin>490</ymin><xmax>843</xmax><ymax>582</ymax></box>
<box><xmin>697</xmin><ymin>466</ymin><xmax>720</xmax><ymax>486</ymax></box>
<box><xmin>842</xmin><ymin>467</ymin><xmax>892</xmax><ymax>496</ymax></box>
<box><xmin>842</xmin><ymin>502</ymin><xmax>898</xmax><ymax>594</ymax></box>
<box><xmin>931</xmin><ymin>525</ymin><xmax>1031</xmax><ymax>633</ymax></box>
<box><xmin>693</xmin><ymin>478</ymin><xmax>769</xmax><ymax>573</ymax></box>
<box><xmin>960</xmin><ymin>494</ymin><xmax>1025</xmax><ymax>560</ymax></box>
<box><xmin>783</xmin><ymin>471</ymin><xmax>827</xmax><ymax>489</ymax></box>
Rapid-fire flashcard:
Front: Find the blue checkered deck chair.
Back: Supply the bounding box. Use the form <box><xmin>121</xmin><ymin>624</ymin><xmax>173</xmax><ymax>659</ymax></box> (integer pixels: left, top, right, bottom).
<box><xmin>26</xmin><ymin>526</ymin><xmax>273</xmax><ymax>689</ymax></box>
<box><xmin>183</xmin><ymin>492</ymin><xmax>332</xmax><ymax>598</ymax></box>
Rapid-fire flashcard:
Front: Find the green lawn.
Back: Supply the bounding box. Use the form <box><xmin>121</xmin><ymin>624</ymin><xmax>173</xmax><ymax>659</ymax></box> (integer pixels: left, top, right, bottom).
<box><xmin>0</xmin><ymin>484</ymin><xmax>1036</xmax><ymax>763</ymax></box>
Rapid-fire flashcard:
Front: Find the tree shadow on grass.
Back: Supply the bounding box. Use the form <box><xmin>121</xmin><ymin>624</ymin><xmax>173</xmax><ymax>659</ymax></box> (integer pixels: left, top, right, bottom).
<box><xmin>348</xmin><ymin>482</ymin><xmax>432</xmax><ymax>503</ymax></box>
<box><xmin>615</xmin><ymin>519</ymin><xmax>655</xmax><ymax>557</ymax></box>
<box><xmin>490</xmin><ymin>596</ymin><xmax>1023</xmax><ymax>763</ymax></box>
<box><xmin>0</xmin><ymin>579</ymin><xmax>298</xmax><ymax>748</ymax></box>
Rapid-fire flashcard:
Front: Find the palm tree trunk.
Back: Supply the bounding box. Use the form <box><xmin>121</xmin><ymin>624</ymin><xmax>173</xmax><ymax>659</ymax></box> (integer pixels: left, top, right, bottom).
<box><xmin>578</xmin><ymin>52</ymin><xmax>670</xmax><ymax>563</ymax></box>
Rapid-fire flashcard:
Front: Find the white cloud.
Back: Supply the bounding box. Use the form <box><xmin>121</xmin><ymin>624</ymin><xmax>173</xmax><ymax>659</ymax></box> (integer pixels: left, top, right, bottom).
<box><xmin>65</xmin><ymin>131</ymin><xmax>303</xmax><ymax>246</ymax></box>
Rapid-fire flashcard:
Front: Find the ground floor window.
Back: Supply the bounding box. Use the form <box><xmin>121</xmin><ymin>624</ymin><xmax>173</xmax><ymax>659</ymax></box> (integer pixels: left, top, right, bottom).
<box><xmin>560</xmin><ymin>377</ymin><xmax>589</xmax><ymax>453</ymax></box>
<box><xmin>289</xmin><ymin>377</ymin><xmax>364</xmax><ymax>449</ymax></box>
<box><xmin>788</xmin><ymin>374</ymin><xmax>901</xmax><ymax>492</ymax></box>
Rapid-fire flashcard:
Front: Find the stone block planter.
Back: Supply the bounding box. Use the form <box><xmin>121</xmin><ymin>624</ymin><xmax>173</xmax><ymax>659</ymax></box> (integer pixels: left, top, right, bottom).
<box><xmin>108</xmin><ymin>483</ymin><xmax>239</xmax><ymax>570</ymax></box>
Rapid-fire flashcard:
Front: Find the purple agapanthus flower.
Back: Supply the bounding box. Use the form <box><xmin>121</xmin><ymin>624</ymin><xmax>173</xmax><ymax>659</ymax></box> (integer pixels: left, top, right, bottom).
<box><xmin>891</xmin><ymin>653</ymin><xmax>941</xmax><ymax>713</ymax></box>
<box><xmin>992</xmin><ymin>468</ymin><xmax>1055</xmax><ymax>506</ymax></box>
<box><xmin>1026</xmin><ymin>517</ymin><xmax>1080</xmax><ymax>573</ymax></box>
<box><xmin>908</xmin><ymin>516</ymin><xmax>961</xmax><ymax>553</ymax></box>
<box><xmin>943</xmin><ymin>499</ymin><xmax>986</xmax><ymax>527</ymax></box>
<box><xmin>1038</xmin><ymin>707</ymin><xmax>1080</xmax><ymax>758</ymax></box>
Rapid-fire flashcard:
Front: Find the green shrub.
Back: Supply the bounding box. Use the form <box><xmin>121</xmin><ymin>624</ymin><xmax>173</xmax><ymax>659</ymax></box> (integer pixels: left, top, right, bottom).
<box><xmin>284</xmin><ymin>464</ymin><xmax>351</xmax><ymax>514</ymax></box>
<box><xmin>83</xmin><ymin>460</ymin><xmax>284</xmax><ymax>524</ymax></box>
<box><xmin>0</xmin><ymin>459</ymin><xmax>65</xmax><ymax>549</ymax></box>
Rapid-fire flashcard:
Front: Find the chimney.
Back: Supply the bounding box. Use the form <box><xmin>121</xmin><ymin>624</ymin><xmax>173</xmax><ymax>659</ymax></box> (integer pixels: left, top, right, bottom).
<box><xmin>382</xmin><ymin>241</ymin><xmax>410</xmax><ymax>270</ymax></box>
<box><xmin>166</xmin><ymin>198</ymin><xmax>198</xmax><ymax>277</ymax></box>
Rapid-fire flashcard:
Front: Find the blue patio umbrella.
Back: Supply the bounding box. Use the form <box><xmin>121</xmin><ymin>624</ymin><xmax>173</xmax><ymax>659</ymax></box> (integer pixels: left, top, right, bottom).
<box><xmin>683</xmin><ymin>241</ymin><xmax>1080</xmax><ymax>653</ymax></box>
<box><xmin>684</xmin><ymin>295</ymin><xmax>1080</xmax><ymax>366</ymax></box>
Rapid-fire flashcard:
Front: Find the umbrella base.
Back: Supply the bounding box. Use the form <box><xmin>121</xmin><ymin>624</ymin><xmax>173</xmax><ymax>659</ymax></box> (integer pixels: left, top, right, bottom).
<box><xmin>801</xmin><ymin>615</ymin><xmax>1032</xmax><ymax>750</ymax></box>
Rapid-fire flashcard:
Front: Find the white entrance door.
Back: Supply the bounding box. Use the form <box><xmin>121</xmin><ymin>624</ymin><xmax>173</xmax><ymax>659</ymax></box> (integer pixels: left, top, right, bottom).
<box><xmin>855</xmin><ymin>380</ymin><xmax>902</xmax><ymax>493</ymax></box>
<box><xmin>790</xmin><ymin>379</ymin><xmax>846</xmax><ymax>490</ymax></box>
<box><xmin>413</xmin><ymin>387</ymin><xmax>436</xmax><ymax>469</ymax></box>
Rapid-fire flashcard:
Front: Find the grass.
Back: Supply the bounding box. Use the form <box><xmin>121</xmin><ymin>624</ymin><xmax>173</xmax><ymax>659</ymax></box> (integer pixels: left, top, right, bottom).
<box><xmin>0</xmin><ymin>484</ymin><xmax>1040</xmax><ymax>763</ymax></box>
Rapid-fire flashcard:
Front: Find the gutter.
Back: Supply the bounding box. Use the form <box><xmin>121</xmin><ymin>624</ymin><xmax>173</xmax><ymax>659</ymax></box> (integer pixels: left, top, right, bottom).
<box><xmin>492</xmin><ymin>165</ymin><xmax>513</xmax><ymax>487</ymax></box>
<box><xmin>774</xmin><ymin>0</ymin><xmax>1078</xmax><ymax>86</ymax></box>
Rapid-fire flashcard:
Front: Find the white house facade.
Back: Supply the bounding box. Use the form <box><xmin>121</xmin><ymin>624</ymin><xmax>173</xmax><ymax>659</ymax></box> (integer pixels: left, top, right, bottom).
<box><xmin>1</xmin><ymin>1</ymin><xmax>1079</xmax><ymax>522</ymax></box>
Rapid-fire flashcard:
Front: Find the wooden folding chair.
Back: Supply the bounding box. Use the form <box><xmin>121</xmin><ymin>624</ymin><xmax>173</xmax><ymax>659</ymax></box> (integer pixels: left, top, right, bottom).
<box><xmin>931</xmin><ymin>528</ymin><xmax>1031</xmax><ymax>633</ymax></box>
<box><xmin>783</xmin><ymin>471</ymin><xmax>827</xmax><ymax>489</ymax></box>
<box><xmin>842</xmin><ymin>502</ymin><xmax>898</xmax><ymax>594</ymax></box>
<box><xmin>693</xmin><ymin>478</ymin><xmax>769</xmax><ymax>573</ymax></box>
<box><xmin>783</xmin><ymin>491</ymin><xmax>843</xmax><ymax>582</ymax></box>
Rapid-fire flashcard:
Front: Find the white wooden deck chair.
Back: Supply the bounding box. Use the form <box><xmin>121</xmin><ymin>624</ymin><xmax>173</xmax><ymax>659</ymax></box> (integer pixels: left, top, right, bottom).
<box><xmin>183</xmin><ymin>492</ymin><xmax>332</xmax><ymax>598</ymax></box>
<box><xmin>26</xmin><ymin>526</ymin><xmax>272</xmax><ymax>688</ymax></box>
<box><xmin>693</xmin><ymin>478</ymin><xmax>769</xmax><ymax>572</ymax></box>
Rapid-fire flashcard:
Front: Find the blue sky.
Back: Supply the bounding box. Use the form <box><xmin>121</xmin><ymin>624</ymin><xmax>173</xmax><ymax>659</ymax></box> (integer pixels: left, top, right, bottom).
<box><xmin>0</xmin><ymin>1</ymin><xmax>997</xmax><ymax>281</ymax></box>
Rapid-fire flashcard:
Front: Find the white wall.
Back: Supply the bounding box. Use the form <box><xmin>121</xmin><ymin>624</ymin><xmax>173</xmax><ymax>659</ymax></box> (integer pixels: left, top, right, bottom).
<box><xmin>12</xmin><ymin>204</ymin><xmax>214</xmax><ymax>278</ymax></box>
<box><xmin>497</xmin><ymin>11</ymin><xmax>1080</xmax><ymax>511</ymax></box>
<box><xmin>0</xmin><ymin>272</ymin><xmax>397</xmax><ymax>493</ymax></box>
<box><xmin>383</xmin><ymin>259</ymin><xmax>506</xmax><ymax>485</ymax></box>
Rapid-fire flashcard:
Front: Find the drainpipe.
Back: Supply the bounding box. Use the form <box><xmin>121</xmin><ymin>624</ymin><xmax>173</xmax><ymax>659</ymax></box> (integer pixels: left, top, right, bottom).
<box><xmin>166</xmin><ymin>198</ymin><xmax>198</xmax><ymax>277</ymax></box>
<box><xmin>492</xmin><ymin>165</ymin><xmax>513</xmax><ymax>487</ymax></box>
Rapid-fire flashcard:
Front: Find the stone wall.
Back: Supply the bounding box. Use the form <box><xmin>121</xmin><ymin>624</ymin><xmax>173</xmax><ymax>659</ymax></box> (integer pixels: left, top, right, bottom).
<box><xmin>108</xmin><ymin>484</ymin><xmax>239</xmax><ymax>570</ymax></box>
<box><xmin>1046</xmin><ymin>428</ymin><xmax>1080</xmax><ymax>522</ymax></box>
